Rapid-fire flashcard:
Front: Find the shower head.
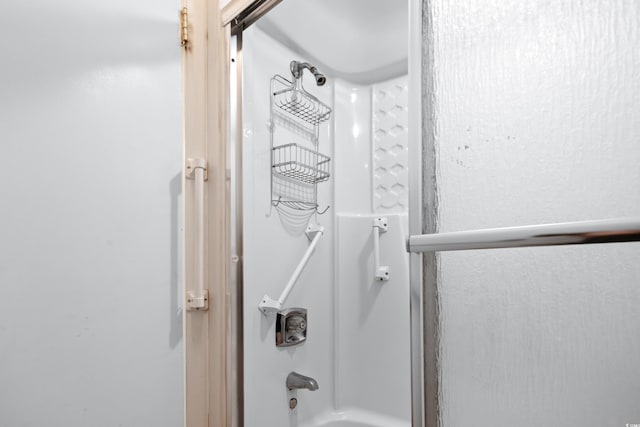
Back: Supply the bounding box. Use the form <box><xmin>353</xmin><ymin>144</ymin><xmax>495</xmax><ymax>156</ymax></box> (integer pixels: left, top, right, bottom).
<box><xmin>314</xmin><ymin>71</ymin><xmax>326</xmax><ymax>86</ymax></box>
<box><xmin>290</xmin><ymin>60</ymin><xmax>326</xmax><ymax>86</ymax></box>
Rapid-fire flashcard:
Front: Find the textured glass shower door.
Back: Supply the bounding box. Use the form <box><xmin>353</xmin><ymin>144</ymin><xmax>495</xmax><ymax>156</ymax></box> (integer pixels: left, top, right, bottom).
<box><xmin>412</xmin><ymin>0</ymin><xmax>640</xmax><ymax>426</ymax></box>
<box><xmin>436</xmin><ymin>245</ymin><xmax>640</xmax><ymax>426</ymax></box>
<box><xmin>409</xmin><ymin>229</ymin><xmax>640</xmax><ymax>426</ymax></box>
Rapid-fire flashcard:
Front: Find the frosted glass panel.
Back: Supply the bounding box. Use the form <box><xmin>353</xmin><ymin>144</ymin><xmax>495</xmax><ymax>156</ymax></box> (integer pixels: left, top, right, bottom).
<box><xmin>428</xmin><ymin>0</ymin><xmax>640</xmax><ymax>231</ymax></box>
<box><xmin>438</xmin><ymin>246</ymin><xmax>640</xmax><ymax>426</ymax></box>
<box><xmin>426</xmin><ymin>0</ymin><xmax>640</xmax><ymax>425</ymax></box>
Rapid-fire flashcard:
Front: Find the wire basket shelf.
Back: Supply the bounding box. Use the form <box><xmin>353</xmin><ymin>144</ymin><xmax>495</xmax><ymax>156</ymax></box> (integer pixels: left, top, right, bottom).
<box><xmin>273</xmin><ymin>87</ymin><xmax>332</xmax><ymax>126</ymax></box>
<box><xmin>269</xmin><ymin>69</ymin><xmax>331</xmax><ymax>215</ymax></box>
<box><xmin>272</xmin><ymin>143</ymin><xmax>330</xmax><ymax>185</ymax></box>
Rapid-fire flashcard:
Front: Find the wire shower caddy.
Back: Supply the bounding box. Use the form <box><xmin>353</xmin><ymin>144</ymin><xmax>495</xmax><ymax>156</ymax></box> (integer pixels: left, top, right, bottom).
<box><xmin>270</xmin><ymin>68</ymin><xmax>332</xmax><ymax>213</ymax></box>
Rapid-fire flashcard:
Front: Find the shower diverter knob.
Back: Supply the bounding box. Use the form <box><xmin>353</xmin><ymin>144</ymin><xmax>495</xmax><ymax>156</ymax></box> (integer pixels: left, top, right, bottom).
<box><xmin>276</xmin><ymin>308</ymin><xmax>308</xmax><ymax>347</ymax></box>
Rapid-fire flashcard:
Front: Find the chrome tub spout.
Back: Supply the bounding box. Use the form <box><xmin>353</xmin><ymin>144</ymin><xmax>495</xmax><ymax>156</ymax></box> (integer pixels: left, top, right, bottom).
<box><xmin>286</xmin><ymin>371</ymin><xmax>319</xmax><ymax>391</ymax></box>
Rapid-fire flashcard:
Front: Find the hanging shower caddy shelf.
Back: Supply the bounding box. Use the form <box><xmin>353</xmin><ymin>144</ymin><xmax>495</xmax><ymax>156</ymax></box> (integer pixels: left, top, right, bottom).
<box><xmin>270</xmin><ymin>62</ymin><xmax>332</xmax><ymax>213</ymax></box>
<box><xmin>272</xmin><ymin>84</ymin><xmax>331</xmax><ymax>127</ymax></box>
<box><xmin>272</xmin><ymin>143</ymin><xmax>330</xmax><ymax>185</ymax></box>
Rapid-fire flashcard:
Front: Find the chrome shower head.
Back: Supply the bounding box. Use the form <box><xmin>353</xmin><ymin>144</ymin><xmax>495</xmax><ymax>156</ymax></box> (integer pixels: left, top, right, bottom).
<box><xmin>290</xmin><ymin>60</ymin><xmax>326</xmax><ymax>86</ymax></box>
<box><xmin>314</xmin><ymin>71</ymin><xmax>326</xmax><ymax>86</ymax></box>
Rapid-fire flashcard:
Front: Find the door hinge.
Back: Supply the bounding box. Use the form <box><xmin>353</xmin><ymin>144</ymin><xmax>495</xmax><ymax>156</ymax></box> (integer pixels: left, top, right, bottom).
<box><xmin>180</xmin><ymin>7</ymin><xmax>189</xmax><ymax>47</ymax></box>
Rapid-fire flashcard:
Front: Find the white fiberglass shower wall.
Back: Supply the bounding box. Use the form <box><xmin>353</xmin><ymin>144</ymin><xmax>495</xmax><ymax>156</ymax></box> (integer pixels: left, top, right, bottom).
<box><xmin>241</xmin><ymin>17</ymin><xmax>411</xmax><ymax>427</ymax></box>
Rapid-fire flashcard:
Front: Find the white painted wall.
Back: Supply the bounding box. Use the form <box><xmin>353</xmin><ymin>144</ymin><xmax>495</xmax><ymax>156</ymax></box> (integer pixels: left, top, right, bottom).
<box><xmin>427</xmin><ymin>1</ymin><xmax>640</xmax><ymax>425</ymax></box>
<box><xmin>0</xmin><ymin>1</ymin><xmax>184</xmax><ymax>426</ymax></box>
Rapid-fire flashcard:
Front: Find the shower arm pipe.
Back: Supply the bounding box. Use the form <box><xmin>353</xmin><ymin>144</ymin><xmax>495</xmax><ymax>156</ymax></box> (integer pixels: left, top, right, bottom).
<box><xmin>259</xmin><ymin>225</ymin><xmax>324</xmax><ymax>315</ymax></box>
<box><xmin>372</xmin><ymin>217</ymin><xmax>390</xmax><ymax>281</ymax></box>
<box><xmin>407</xmin><ymin>217</ymin><xmax>640</xmax><ymax>253</ymax></box>
<box><xmin>290</xmin><ymin>60</ymin><xmax>327</xmax><ymax>86</ymax></box>
<box><xmin>185</xmin><ymin>159</ymin><xmax>209</xmax><ymax>310</ymax></box>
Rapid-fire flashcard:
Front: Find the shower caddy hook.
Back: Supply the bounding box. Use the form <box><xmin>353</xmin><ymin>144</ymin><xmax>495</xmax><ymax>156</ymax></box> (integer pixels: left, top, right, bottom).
<box><xmin>269</xmin><ymin>60</ymin><xmax>332</xmax><ymax>214</ymax></box>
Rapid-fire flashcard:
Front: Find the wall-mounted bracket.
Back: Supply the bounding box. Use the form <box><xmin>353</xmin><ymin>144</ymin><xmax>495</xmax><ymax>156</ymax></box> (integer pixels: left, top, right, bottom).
<box><xmin>258</xmin><ymin>295</ymin><xmax>282</xmax><ymax>314</ymax></box>
<box><xmin>186</xmin><ymin>158</ymin><xmax>208</xmax><ymax>181</ymax></box>
<box><xmin>373</xmin><ymin>217</ymin><xmax>388</xmax><ymax>232</ymax></box>
<box><xmin>305</xmin><ymin>224</ymin><xmax>324</xmax><ymax>241</ymax></box>
<box><xmin>372</xmin><ymin>217</ymin><xmax>390</xmax><ymax>281</ymax></box>
<box><xmin>186</xmin><ymin>289</ymin><xmax>209</xmax><ymax>311</ymax></box>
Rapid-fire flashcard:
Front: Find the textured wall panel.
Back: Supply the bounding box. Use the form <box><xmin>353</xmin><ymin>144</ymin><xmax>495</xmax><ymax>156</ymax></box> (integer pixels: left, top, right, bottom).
<box><xmin>372</xmin><ymin>77</ymin><xmax>409</xmax><ymax>213</ymax></box>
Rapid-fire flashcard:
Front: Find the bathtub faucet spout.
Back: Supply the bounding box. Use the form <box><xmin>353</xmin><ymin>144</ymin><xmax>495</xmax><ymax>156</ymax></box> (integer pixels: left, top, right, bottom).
<box><xmin>286</xmin><ymin>371</ymin><xmax>319</xmax><ymax>391</ymax></box>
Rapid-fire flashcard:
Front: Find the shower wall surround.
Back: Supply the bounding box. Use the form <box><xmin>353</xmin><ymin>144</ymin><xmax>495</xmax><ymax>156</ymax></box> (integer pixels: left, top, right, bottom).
<box><xmin>0</xmin><ymin>0</ymin><xmax>183</xmax><ymax>425</ymax></box>
<box><xmin>426</xmin><ymin>0</ymin><xmax>640</xmax><ymax>425</ymax></box>
<box><xmin>372</xmin><ymin>80</ymin><xmax>409</xmax><ymax>213</ymax></box>
<box><xmin>243</xmin><ymin>26</ymin><xmax>336</xmax><ymax>426</ymax></box>
<box><xmin>243</xmin><ymin>26</ymin><xmax>411</xmax><ymax>427</ymax></box>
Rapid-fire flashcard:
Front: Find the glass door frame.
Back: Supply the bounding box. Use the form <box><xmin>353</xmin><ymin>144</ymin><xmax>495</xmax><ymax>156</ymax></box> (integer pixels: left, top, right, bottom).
<box><xmin>223</xmin><ymin>0</ymin><xmax>427</xmax><ymax>426</ymax></box>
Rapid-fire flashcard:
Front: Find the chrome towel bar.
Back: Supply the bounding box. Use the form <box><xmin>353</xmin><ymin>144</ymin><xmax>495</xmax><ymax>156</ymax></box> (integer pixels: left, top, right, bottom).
<box><xmin>407</xmin><ymin>217</ymin><xmax>640</xmax><ymax>253</ymax></box>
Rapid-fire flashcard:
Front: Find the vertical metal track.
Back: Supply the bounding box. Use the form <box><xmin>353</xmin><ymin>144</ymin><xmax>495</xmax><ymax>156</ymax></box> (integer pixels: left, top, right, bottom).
<box><xmin>409</xmin><ymin>0</ymin><xmax>429</xmax><ymax>425</ymax></box>
<box><xmin>420</xmin><ymin>1</ymin><xmax>441</xmax><ymax>426</ymax></box>
<box><xmin>229</xmin><ymin>32</ymin><xmax>244</xmax><ymax>427</ymax></box>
